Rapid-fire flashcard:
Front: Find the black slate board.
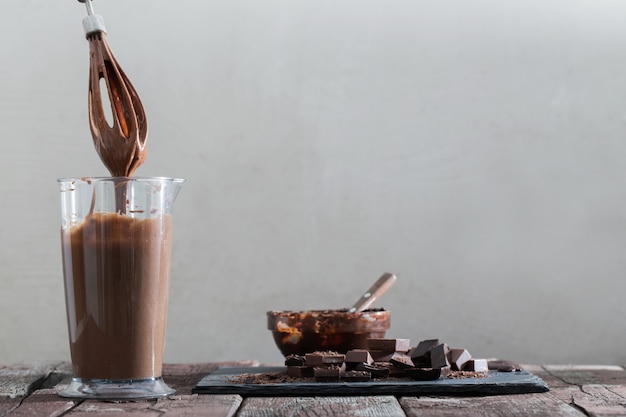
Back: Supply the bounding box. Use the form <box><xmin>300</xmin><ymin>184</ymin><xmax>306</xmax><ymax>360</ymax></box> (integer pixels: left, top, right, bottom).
<box><xmin>192</xmin><ymin>366</ymin><xmax>549</xmax><ymax>396</ymax></box>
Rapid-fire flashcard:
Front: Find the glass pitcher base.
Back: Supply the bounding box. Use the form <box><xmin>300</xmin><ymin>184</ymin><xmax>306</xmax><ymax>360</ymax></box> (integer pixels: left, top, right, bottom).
<box><xmin>59</xmin><ymin>376</ymin><xmax>175</xmax><ymax>399</ymax></box>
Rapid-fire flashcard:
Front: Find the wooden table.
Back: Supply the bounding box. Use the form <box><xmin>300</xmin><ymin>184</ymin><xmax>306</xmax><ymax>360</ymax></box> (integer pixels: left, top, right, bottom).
<box><xmin>2</xmin><ymin>362</ymin><xmax>626</xmax><ymax>416</ymax></box>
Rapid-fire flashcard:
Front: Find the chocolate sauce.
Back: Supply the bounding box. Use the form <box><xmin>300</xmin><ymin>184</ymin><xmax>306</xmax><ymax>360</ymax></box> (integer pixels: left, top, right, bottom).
<box><xmin>86</xmin><ymin>32</ymin><xmax>147</xmax><ymax>178</ymax></box>
<box><xmin>61</xmin><ymin>212</ymin><xmax>172</xmax><ymax>380</ymax></box>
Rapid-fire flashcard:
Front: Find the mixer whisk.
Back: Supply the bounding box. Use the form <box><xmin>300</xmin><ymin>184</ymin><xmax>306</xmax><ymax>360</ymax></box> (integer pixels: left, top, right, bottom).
<box><xmin>78</xmin><ymin>0</ymin><xmax>148</xmax><ymax>178</ymax></box>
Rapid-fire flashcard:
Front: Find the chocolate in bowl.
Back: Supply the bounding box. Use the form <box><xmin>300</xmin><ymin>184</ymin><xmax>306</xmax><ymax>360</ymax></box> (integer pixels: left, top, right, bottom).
<box><xmin>267</xmin><ymin>308</ymin><xmax>390</xmax><ymax>357</ymax></box>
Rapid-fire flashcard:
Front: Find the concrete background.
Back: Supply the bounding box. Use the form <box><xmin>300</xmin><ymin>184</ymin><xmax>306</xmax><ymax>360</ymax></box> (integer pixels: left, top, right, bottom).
<box><xmin>1</xmin><ymin>0</ymin><xmax>626</xmax><ymax>366</ymax></box>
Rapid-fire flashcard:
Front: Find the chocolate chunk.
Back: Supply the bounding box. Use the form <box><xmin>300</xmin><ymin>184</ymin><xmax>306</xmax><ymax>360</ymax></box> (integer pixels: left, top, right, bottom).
<box><xmin>355</xmin><ymin>363</ymin><xmax>390</xmax><ymax>378</ymax></box>
<box><xmin>430</xmin><ymin>343</ymin><xmax>450</xmax><ymax>368</ymax></box>
<box><xmin>345</xmin><ymin>349</ymin><xmax>374</xmax><ymax>365</ymax></box>
<box><xmin>367</xmin><ymin>338</ymin><xmax>411</xmax><ymax>353</ymax></box>
<box><xmin>375</xmin><ymin>362</ymin><xmax>407</xmax><ymax>377</ymax></box>
<box><xmin>464</xmin><ymin>359</ymin><xmax>489</xmax><ymax>372</ymax></box>
<box><xmin>389</xmin><ymin>352</ymin><xmax>415</xmax><ymax>369</ymax></box>
<box><xmin>305</xmin><ymin>352</ymin><xmax>346</xmax><ymax>367</ymax></box>
<box><xmin>369</xmin><ymin>350</ymin><xmax>394</xmax><ymax>362</ymax></box>
<box><xmin>409</xmin><ymin>339</ymin><xmax>440</xmax><ymax>362</ymax></box>
<box><xmin>487</xmin><ymin>360</ymin><xmax>522</xmax><ymax>372</ymax></box>
<box><xmin>286</xmin><ymin>366</ymin><xmax>314</xmax><ymax>378</ymax></box>
<box><xmin>314</xmin><ymin>366</ymin><xmax>341</xmax><ymax>382</ymax></box>
<box><xmin>284</xmin><ymin>354</ymin><xmax>306</xmax><ymax>366</ymax></box>
<box><xmin>340</xmin><ymin>370</ymin><xmax>371</xmax><ymax>382</ymax></box>
<box><xmin>448</xmin><ymin>349</ymin><xmax>472</xmax><ymax>371</ymax></box>
<box><xmin>405</xmin><ymin>366</ymin><xmax>451</xmax><ymax>381</ymax></box>
<box><xmin>388</xmin><ymin>365</ymin><xmax>407</xmax><ymax>377</ymax></box>
<box><xmin>410</xmin><ymin>357</ymin><xmax>430</xmax><ymax>368</ymax></box>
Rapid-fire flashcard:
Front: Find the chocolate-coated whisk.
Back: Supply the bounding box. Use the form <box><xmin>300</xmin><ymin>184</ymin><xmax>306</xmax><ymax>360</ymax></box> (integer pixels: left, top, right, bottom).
<box><xmin>78</xmin><ymin>0</ymin><xmax>148</xmax><ymax>178</ymax></box>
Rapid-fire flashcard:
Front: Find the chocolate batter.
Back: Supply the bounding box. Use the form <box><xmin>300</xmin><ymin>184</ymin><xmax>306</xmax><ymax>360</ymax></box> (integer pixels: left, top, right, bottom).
<box><xmin>62</xmin><ymin>212</ymin><xmax>172</xmax><ymax>380</ymax></box>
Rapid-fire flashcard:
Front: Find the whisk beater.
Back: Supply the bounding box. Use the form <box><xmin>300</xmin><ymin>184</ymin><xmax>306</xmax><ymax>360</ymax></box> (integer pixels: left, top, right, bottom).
<box><xmin>78</xmin><ymin>0</ymin><xmax>148</xmax><ymax>178</ymax></box>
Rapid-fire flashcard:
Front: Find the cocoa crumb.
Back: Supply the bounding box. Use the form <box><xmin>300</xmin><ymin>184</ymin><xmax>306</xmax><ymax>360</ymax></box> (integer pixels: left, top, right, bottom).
<box><xmin>227</xmin><ymin>372</ymin><xmax>303</xmax><ymax>384</ymax></box>
<box><xmin>225</xmin><ymin>369</ymin><xmax>488</xmax><ymax>385</ymax></box>
<box><xmin>447</xmin><ymin>370</ymin><xmax>489</xmax><ymax>379</ymax></box>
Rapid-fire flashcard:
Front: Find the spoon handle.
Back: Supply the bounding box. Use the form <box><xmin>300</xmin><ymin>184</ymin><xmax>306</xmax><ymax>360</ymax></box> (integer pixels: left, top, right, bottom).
<box><xmin>349</xmin><ymin>272</ymin><xmax>397</xmax><ymax>313</ymax></box>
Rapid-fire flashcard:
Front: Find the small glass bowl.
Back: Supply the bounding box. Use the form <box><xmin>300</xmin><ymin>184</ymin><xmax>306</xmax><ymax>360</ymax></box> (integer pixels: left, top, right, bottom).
<box><xmin>267</xmin><ymin>309</ymin><xmax>390</xmax><ymax>357</ymax></box>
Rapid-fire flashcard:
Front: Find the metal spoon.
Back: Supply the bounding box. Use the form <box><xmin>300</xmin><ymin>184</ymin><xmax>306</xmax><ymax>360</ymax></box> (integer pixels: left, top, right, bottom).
<box><xmin>349</xmin><ymin>272</ymin><xmax>397</xmax><ymax>313</ymax></box>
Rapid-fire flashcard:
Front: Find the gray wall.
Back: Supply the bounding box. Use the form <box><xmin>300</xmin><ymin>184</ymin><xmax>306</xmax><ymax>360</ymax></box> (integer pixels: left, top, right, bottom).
<box><xmin>1</xmin><ymin>0</ymin><xmax>625</xmax><ymax>366</ymax></box>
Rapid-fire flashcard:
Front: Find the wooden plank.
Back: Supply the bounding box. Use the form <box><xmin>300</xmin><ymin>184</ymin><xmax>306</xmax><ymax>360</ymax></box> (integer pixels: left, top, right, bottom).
<box><xmin>521</xmin><ymin>365</ymin><xmax>582</xmax><ymax>405</ymax></box>
<box><xmin>9</xmin><ymin>362</ymin><xmax>625</xmax><ymax>417</ymax></box>
<box><xmin>543</xmin><ymin>365</ymin><xmax>626</xmax><ymax>386</ymax></box>
<box><xmin>0</xmin><ymin>363</ymin><xmax>65</xmax><ymax>399</ymax></box>
<box><xmin>6</xmin><ymin>363</ymin><xmax>248</xmax><ymax>417</ymax></box>
<box><xmin>152</xmin><ymin>394</ymin><xmax>242</xmax><ymax>417</ymax></box>
<box><xmin>162</xmin><ymin>361</ymin><xmax>259</xmax><ymax>395</ymax></box>
<box><xmin>3</xmin><ymin>365</ymin><xmax>76</xmax><ymax>417</ymax></box>
<box><xmin>63</xmin><ymin>394</ymin><xmax>242</xmax><ymax>417</ymax></box>
<box><xmin>7</xmin><ymin>361</ymin><xmax>255</xmax><ymax>397</ymax></box>
<box><xmin>502</xmin><ymin>365</ymin><xmax>556</xmax><ymax>385</ymax></box>
<box><xmin>607</xmin><ymin>384</ymin><xmax>626</xmax><ymax>398</ymax></box>
<box><xmin>0</xmin><ymin>397</ymin><xmax>22</xmax><ymax>416</ymax></box>
<box><xmin>400</xmin><ymin>394</ymin><xmax>586</xmax><ymax>417</ymax></box>
<box><xmin>569</xmin><ymin>385</ymin><xmax>626</xmax><ymax>417</ymax></box>
<box><xmin>236</xmin><ymin>396</ymin><xmax>405</xmax><ymax>417</ymax></box>
<box><xmin>544</xmin><ymin>365</ymin><xmax>625</xmax><ymax>372</ymax></box>
<box><xmin>65</xmin><ymin>400</ymin><xmax>161</xmax><ymax>416</ymax></box>
<box><xmin>5</xmin><ymin>388</ymin><xmax>76</xmax><ymax>417</ymax></box>
<box><xmin>529</xmin><ymin>365</ymin><xmax>626</xmax><ymax>417</ymax></box>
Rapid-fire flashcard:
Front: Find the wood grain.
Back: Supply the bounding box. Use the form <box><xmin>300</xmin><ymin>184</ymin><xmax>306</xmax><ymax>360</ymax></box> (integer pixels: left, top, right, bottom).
<box><xmin>164</xmin><ymin>361</ymin><xmax>259</xmax><ymax>394</ymax></box>
<box><xmin>5</xmin><ymin>362</ymin><xmax>626</xmax><ymax>416</ymax></box>
<box><xmin>66</xmin><ymin>400</ymin><xmax>162</xmax><ymax>417</ymax></box>
<box><xmin>570</xmin><ymin>385</ymin><xmax>626</xmax><ymax>417</ymax></box>
<box><xmin>62</xmin><ymin>394</ymin><xmax>242</xmax><ymax>417</ymax></box>
<box><xmin>0</xmin><ymin>362</ymin><xmax>65</xmax><ymax>399</ymax></box>
<box><xmin>541</xmin><ymin>365</ymin><xmax>626</xmax><ymax>417</ymax></box>
<box><xmin>237</xmin><ymin>396</ymin><xmax>405</xmax><ymax>417</ymax></box>
<box><xmin>152</xmin><ymin>395</ymin><xmax>242</xmax><ymax>417</ymax></box>
<box><xmin>4</xmin><ymin>388</ymin><xmax>76</xmax><ymax>417</ymax></box>
<box><xmin>2</xmin><ymin>362</ymin><xmax>251</xmax><ymax>416</ymax></box>
<box><xmin>0</xmin><ymin>397</ymin><xmax>21</xmax><ymax>416</ymax></box>
<box><xmin>400</xmin><ymin>394</ymin><xmax>586</xmax><ymax>417</ymax></box>
<box><xmin>543</xmin><ymin>365</ymin><xmax>626</xmax><ymax>386</ymax></box>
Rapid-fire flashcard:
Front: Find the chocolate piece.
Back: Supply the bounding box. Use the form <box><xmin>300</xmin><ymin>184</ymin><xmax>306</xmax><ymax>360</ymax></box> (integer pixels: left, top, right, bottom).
<box><xmin>464</xmin><ymin>359</ymin><xmax>489</xmax><ymax>372</ymax></box>
<box><xmin>388</xmin><ymin>365</ymin><xmax>407</xmax><ymax>377</ymax></box>
<box><xmin>369</xmin><ymin>350</ymin><xmax>394</xmax><ymax>362</ymax></box>
<box><xmin>286</xmin><ymin>366</ymin><xmax>314</xmax><ymax>378</ymax></box>
<box><xmin>375</xmin><ymin>362</ymin><xmax>407</xmax><ymax>377</ymax></box>
<box><xmin>305</xmin><ymin>352</ymin><xmax>346</xmax><ymax>367</ymax></box>
<box><xmin>314</xmin><ymin>366</ymin><xmax>341</xmax><ymax>382</ymax></box>
<box><xmin>405</xmin><ymin>366</ymin><xmax>451</xmax><ymax>381</ymax></box>
<box><xmin>355</xmin><ymin>363</ymin><xmax>390</xmax><ymax>378</ymax></box>
<box><xmin>284</xmin><ymin>354</ymin><xmax>306</xmax><ymax>366</ymax></box>
<box><xmin>389</xmin><ymin>352</ymin><xmax>415</xmax><ymax>369</ymax></box>
<box><xmin>367</xmin><ymin>338</ymin><xmax>411</xmax><ymax>353</ymax></box>
<box><xmin>341</xmin><ymin>370</ymin><xmax>371</xmax><ymax>382</ymax></box>
<box><xmin>409</xmin><ymin>339</ymin><xmax>440</xmax><ymax>363</ymax></box>
<box><xmin>345</xmin><ymin>349</ymin><xmax>374</xmax><ymax>365</ymax></box>
<box><xmin>430</xmin><ymin>343</ymin><xmax>450</xmax><ymax>368</ymax></box>
<box><xmin>448</xmin><ymin>349</ymin><xmax>472</xmax><ymax>371</ymax></box>
<box><xmin>488</xmin><ymin>360</ymin><xmax>522</xmax><ymax>372</ymax></box>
